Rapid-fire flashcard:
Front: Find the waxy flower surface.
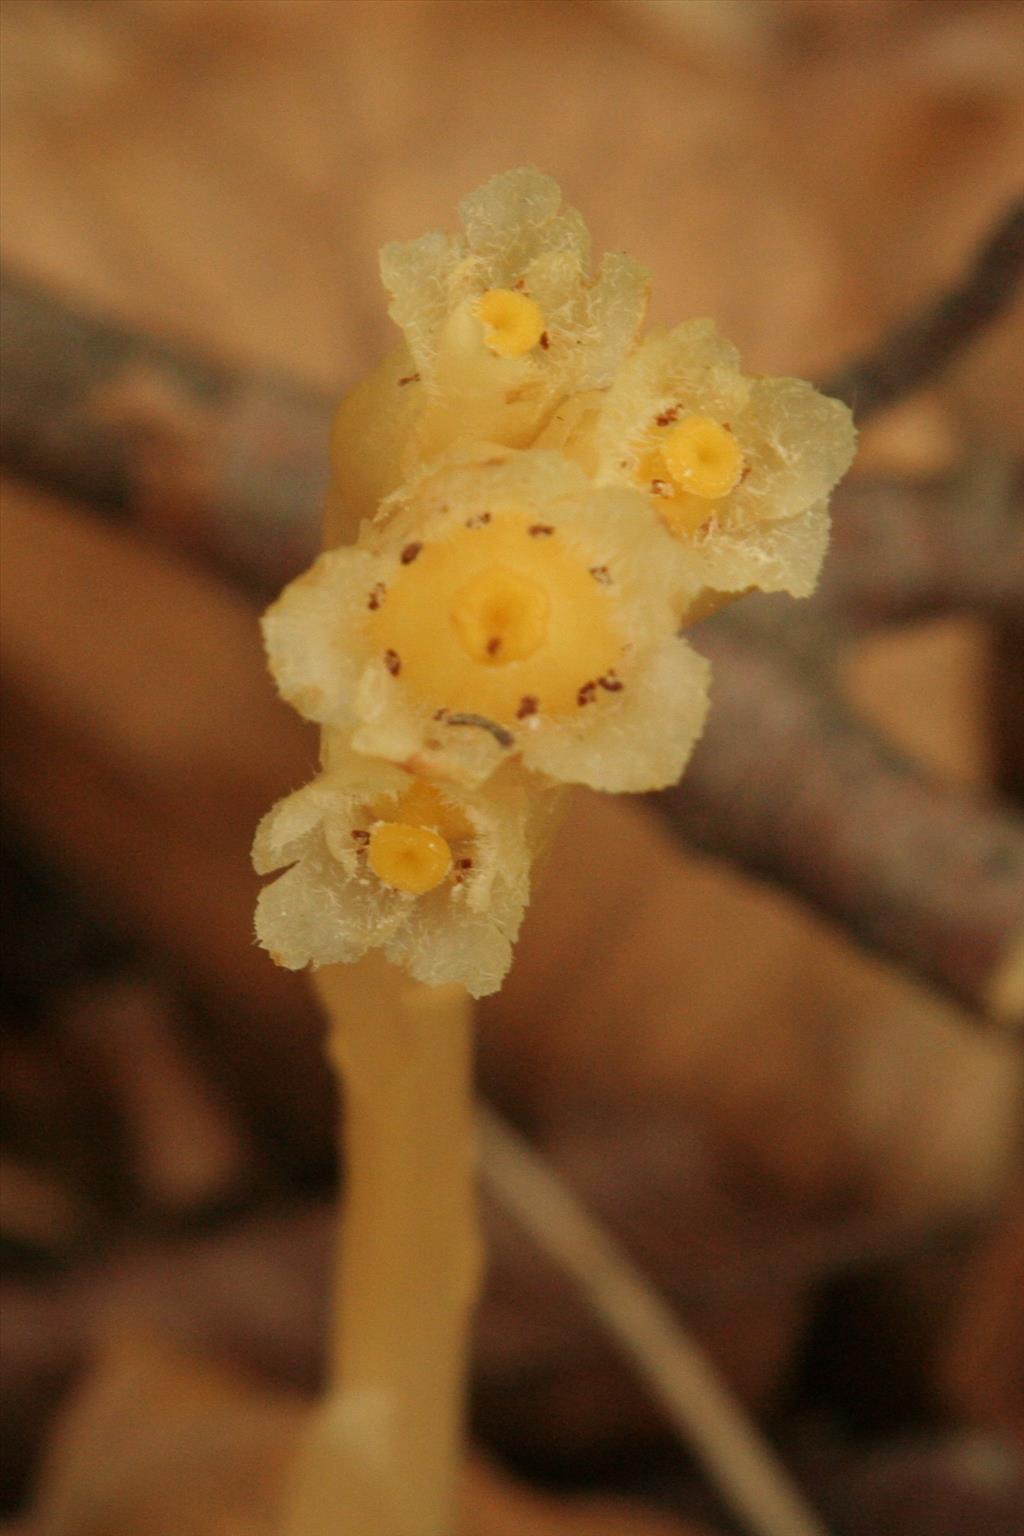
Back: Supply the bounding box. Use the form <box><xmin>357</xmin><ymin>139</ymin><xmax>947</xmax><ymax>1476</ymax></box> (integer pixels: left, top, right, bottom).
<box><xmin>264</xmin><ymin>446</ymin><xmax>710</xmax><ymax>794</ymax></box>
<box><xmin>253</xmin><ymin>759</ymin><xmax>532</xmax><ymax>997</ymax></box>
<box><xmin>585</xmin><ymin>321</ymin><xmax>857</xmax><ymax>599</ymax></box>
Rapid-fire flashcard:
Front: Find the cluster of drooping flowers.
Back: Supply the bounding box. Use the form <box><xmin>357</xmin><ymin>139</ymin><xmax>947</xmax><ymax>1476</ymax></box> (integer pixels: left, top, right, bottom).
<box><xmin>254</xmin><ymin>169</ymin><xmax>856</xmax><ymax>997</ymax></box>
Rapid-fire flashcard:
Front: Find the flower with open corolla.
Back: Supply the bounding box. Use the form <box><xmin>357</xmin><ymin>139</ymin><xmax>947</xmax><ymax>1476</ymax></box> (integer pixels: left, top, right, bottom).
<box><xmin>264</xmin><ymin>445</ymin><xmax>710</xmax><ymax>793</ymax></box>
<box><xmin>253</xmin><ymin>758</ymin><xmax>534</xmax><ymax>997</ymax></box>
<box><xmin>376</xmin><ymin>167</ymin><xmax>650</xmax><ymax>463</ymax></box>
<box><xmin>563</xmin><ymin>320</ymin><xmax>856</xmax><ymax>603</ymax></box>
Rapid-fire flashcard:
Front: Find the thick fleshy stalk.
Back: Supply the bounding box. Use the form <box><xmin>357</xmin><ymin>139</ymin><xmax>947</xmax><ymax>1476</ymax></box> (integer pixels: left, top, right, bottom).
<box><xmin>282</xmin><ymin>955</ymin><xmax>478</xmax><ymax>1536</ymax></box>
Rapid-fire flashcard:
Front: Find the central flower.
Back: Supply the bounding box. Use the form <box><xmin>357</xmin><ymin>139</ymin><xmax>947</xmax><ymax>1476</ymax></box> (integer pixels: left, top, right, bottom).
<box><xmin>263</xmin><ymin>447</ymin><xmax>710</xmax><ymax>793</ymax></box>
<box><xmin>367</xmin><ymin>512</ymin><xmax>621</xmax><ymax>726</ymax></box>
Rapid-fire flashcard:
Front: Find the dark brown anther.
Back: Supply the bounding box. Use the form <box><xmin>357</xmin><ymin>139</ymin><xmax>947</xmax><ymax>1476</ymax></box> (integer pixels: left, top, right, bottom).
<box><xmin>589</xmin><ymin>565</ymin><xmax>611</xmax><ymax>585</ymax></box>
<box><xmin>368</xmin><ymin>582</ymin><xmax>386</xmax><ymax>610</ymax></box>
<box><xmin>516</xmin><ymin>695</ymin><xmax>539</xmax><ymax>719</ymax></box>
<box><xmin>486</xmin><ymin>636</ymin><xmax>502</xmax><ymax>657</ymax></box>
<box><xmin>655</xmin><ymin>404</ymin><xmax>680</xmax><ymax>427</ymax></box>
<box><xmin>466</xmin><ymin>511</ymin><xmax>492</xmax><ymax>529</ymax></box>
<box><xmin>598</xmin><ymin>672</ymin><xmax>624</xmax><ymax>693</ymax></box>
<box><xmin>513</xmin><ymin>277</ymin><xmax>526</xmax><ymax>291</ymax></box>
<box><xmin>577</xmin><ymin>680</ymin><xmax>597</xmax><ymax>707</ymax></box>
<box><xmin>397</xmin><ymin>372</ymin><xmax>421</xmax><ymax>386</ymax></box>
<box><xmin>650</xmin><ymin>478</ymin><xmax>673</xmax><ymax>497</ymax></box>
<box><xmin>351</xmin><ymin>829</ymin><xmax>370</xmax><ymax>845</ymax></box>
<box><xmin>528</xmin><ymin>523</ymin><xmax>554</xmax><ymax>537</ymax></box>
<box><xmin>456</xmin><ymin>857</ymin><xmax>474</xmax><ymax>870</ymax></box>
<box><xmin>400</xmin><ymin>542</ymin><xmax>423</xmax><ymax>564</ymax></box>
<box><xmin>539</xmin><ymin>331</ymin><xmax>550</xmax><ymax>350</ymax></box>
<box><xmin>384</xmin><ymin>649</ymin><xmax>402</xmax><ymax>677</ymax></box>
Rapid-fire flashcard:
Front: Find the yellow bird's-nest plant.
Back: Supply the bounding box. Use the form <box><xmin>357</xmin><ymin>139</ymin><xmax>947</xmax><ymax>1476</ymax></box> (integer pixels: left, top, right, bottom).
<box><xmin>254</xmin><ymin>169</ymin><xmax>856</xmax><ymax>997</ymax></box>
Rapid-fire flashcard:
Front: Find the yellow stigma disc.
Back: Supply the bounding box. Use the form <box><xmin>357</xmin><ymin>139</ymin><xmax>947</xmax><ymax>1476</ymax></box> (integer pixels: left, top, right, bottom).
<box><xmin>476</xmin><ymin>289</ymin><xmax>545</xmax><ymax>359</ymax></box>
<box><xmin>451</xmin><ymin>567</ymin><xmax>550</xmax><ymax>665</ymax></box>
<box><xmin>660</xmin><ymin>416</ymin><xmax>743</xmax><ymax>500</ymax></box>
<box><xmin>368</xmin><ymin>821</ymin><xmax>452</xmax><ymax>895</ymax></box>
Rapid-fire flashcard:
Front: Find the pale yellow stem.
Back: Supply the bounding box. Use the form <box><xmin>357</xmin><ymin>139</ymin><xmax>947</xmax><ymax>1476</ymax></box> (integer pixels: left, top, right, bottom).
<box><xmin>282</xmin><ymin>953</ymin><xmax>478</xmax><ymax>1536</ymax></box>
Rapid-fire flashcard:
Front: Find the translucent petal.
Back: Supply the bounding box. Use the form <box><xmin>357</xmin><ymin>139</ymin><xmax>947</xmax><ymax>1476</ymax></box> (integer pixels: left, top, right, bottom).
<box><xmin>731</xmin><ymin>377</ymin><xmax>857</xmax><ymax>523</ymax></box>
<box><xmin>252</xmin><ymin>779</ymin><xmax>344</xmax><ymax>875</ymax></box>
<box><xmin>523</xmin><ymin>634</ymin><xmax>710</xmax><ymax>793</ymax></box>
<box><xmin>459</xmin><ymin>167</ymin><xmax>588</xmax><ymax>278</ymax></box>
<box><xmin>683</xmin><ymin>497</ymin><xmax>831</xmax><ymax>599</ymax></box>
<box><xmin>255</xmin><ymin>837</ymin><xmax>386</xmax><ymax>971</ymax></box>
<box><xmin>579</xmin><ymin>251</ymin><xmax>652</xmax><ymax>391</ymax></box>
<box><xmin>387</xmin><ymin>903</ymin><xmax>516</xmax><ymax>998</ymax></box>
<box><xmin>262</xmin><ymin>549</ymin><xmax>377</xmax><ymax>726</ymax></box>
<box><xmin>379</xmin><ymin>230</ymin><xmax>457</xmax><ymax>378</ymax></box>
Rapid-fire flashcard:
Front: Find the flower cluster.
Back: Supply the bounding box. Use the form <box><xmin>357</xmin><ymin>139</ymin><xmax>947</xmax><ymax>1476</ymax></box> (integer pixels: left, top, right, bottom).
<box><xmin>255</xmin><ymin>170</ymin><xmax>856</xmax><ymax>996</ymax></box>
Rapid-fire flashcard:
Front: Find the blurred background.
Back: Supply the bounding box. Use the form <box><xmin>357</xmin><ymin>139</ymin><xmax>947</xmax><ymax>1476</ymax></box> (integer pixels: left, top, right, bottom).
<box><xmin>1</xmin><ymin>2</ymin><xmax>1023</xmax><ymax>1533</ymax></box>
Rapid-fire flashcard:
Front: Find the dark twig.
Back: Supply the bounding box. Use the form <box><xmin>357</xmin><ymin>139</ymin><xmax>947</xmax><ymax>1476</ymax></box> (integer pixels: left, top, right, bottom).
<box><xmin>0</xmin><ymin>268</ymin><xmax>331</xmax><ymax>592</ymax></box>
<box><xmin>821</xmin><ymin>198</ymin><xmax>1024</xmax><ymax>421</ymax></box>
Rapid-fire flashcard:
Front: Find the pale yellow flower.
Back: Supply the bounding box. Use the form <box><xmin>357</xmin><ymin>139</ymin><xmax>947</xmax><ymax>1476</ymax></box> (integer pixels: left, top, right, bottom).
<box><xmin>580</xmin><ymin>321</ymin><xmax>856</xmax><ymax>600</ymax></box>
<box><xmin>378</xmin><ymin>168</ymin><xmax>650</xmax><ymax>462</ymax></box>
<box><xmin>253</xmin><ymin>758</ymin><xmax>533</xmax><ymax>998</ymax></box>
<box><xmin>264</xmin><ymin>445</ymin><xmax>709</xmax><ymax>793</ymax></box>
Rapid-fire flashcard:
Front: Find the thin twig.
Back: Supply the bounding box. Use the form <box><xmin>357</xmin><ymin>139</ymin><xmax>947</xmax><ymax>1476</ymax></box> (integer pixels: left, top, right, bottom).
<box><xmin>480</xmin><ymin>1105</ymin><xmax>831</xmax><ymax>1536</ymax></box>
<box><xmin>821</xmin><ymin>197</ymin><xmax>1024</xmax><ymax>421</ymax></box>
<box><xmin>817</xmin><ymin>467</ymin><xmax>1024</xmax><ymax>629</ymax></box>
<box><xmin>654</xmin><ymin>623</ymin><xmax>1024</xmax><ymax>1033</ymax></box>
